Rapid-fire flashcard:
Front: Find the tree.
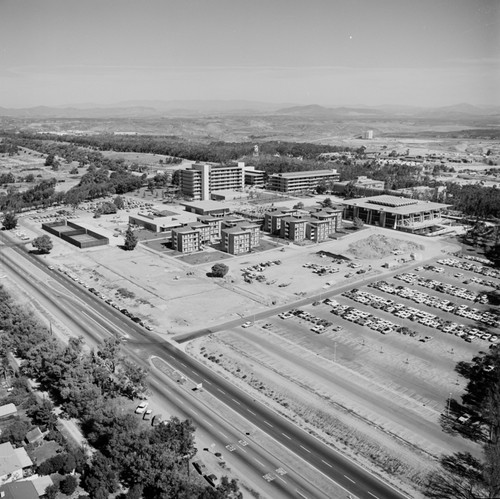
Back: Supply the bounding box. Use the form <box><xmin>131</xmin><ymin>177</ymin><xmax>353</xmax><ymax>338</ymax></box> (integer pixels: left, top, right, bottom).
<box><xmin>32</xmin><ymin>235</ymin><xmax>53</xmax><ymax>254</ymax></box>
<box><xmin>353</xmin><ymin>217</ymin><xmax>364</xmax><ymax>229</ymax></box>
<box><xmin>44</xmin><ymin>483</ymin><xmax>59</xmax><ymax>499</ymax></box>
<box><xmin>60</xmin><ymin>475</ymin><xmax>78</xmax><ymax>495</ymax></box>
<box><xmin>100</xmin><ymin>201</ymin><xmax>117</xmax><ymax>214</ymax></box>
<box><xmin>293</xmin><ymin>201</ymin><xmax>304</xmax><ymax>210</ymax></box>
<box><xmin>322</xmin><ymin>197</ymin><xmax>333</xmax><ymax>208</ymax></box>
<box><xmin>123</xmin><ymin>225</ymin><xmax>138</xmax><ymax>251</ymax></box>
<box><xmin>211</xmin><ymin>263</ymin><xmax>229</xmax><ymax>277</ymax></box>
<box><xmin>113</xmin><ymin>195</ymin><xmax>125</xmax><ymax>210</ymax></box>
<box><xmin>2</xmin><ymin>212</ymin><xmax>18</xmax><ymax>230</ymax></box>
<box><xmin>44</xmin><ymin>154</ymin><xmax>55</xmax><ymax>167</ymax></box>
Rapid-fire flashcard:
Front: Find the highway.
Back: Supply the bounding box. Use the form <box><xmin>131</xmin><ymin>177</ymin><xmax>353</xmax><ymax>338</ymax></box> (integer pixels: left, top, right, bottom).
<box><xmin>0</xmin><ymin>232</ymin><xmax>409</xmax><ymax>499</ymax></box>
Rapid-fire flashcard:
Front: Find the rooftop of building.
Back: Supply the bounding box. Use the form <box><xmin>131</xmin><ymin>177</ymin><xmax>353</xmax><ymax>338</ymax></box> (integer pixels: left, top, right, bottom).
<box><xmin>180</xmin><ymin>200</ymin><xmax>232</xmax><ymax>211</ymax></box>
<box><xmin>0</xmin><ymin>442</ymin><xmax>33</xmax><ymax>477</ymax></box>
<box><xmin>271</xmin><ymin>169</ymin><xmax>338</xmax><ymax>179</ymax></box>
<box><xmin>342</xmin><ymin>195</ymin><xmax>450</xmax><ymax>214</ymax></box>
<box><xmin>0</xmin><ymin>481</ymin><xmax>38</xmax><ymax>499</ymax></box>
<box><xmin>172</xmin><ymin>226</ymin><xmax>200</xmax><ymax>234</ymax></box>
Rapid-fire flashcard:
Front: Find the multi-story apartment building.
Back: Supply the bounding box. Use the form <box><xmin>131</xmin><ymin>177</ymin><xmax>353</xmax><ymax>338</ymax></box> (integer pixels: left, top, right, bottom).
<box><xmin>306</xmin><ymin>219</ymin><xmax>330</xmax><ymax>242</ymax></box>
<box><xmin>279</xmin><ymin>217</ymin><xmax>307</xmax><ymax>241</ymax></box>
<box><xmin>221</xmin><ymin>227</ymin><xmax>252</xmax><ymax>255</ymax></box>
<box><xmin>180</xmin><ymin>163</ymin><xmax>245</xmax><ymax>200</ymax></box>
<box><xmin>263</xmin><ymin>208</ymin><xmax>299</xmax><ymax>235</ymax></box>
<box><xmin>171</xmin><ymin>226</ymin><xmax>201</xmax><ymax>253</ymax></box>
<box><xmin>269</xmin><ymin>169</ymin><xmax>340</xmax><ymax>193</ymax></box>
<box><xmin>221</xmin><ymin>220</ymin><xmax>261</xmax><ymax>255</ymax></box>
<box><xmin>310</xmin><ymin>208</ymin><xmax>343</xmax><ymax>234</ymax></box>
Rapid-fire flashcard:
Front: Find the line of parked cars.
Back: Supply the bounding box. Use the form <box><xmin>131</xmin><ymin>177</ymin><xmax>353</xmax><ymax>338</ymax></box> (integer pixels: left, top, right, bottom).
<box><xmin>435</xmin><ymin>258</ymin><xmax>500</xmax><ymax>289</ymax></box>
<box><xmin>55</xmin><ymin>267</ymin><xmax>154</xmax><ymax>331</ymax></box>
<box><xmin>395</xmin><ymin>272</ymin><xmax>489</xmax><ymax>304</ymax></box>
<box><xmin>135</xmin><ymin>401</ymin><xmax>163</xmax><ymax>426</ymax></box>
<box><xmin>343</xmin><ymin>288</ymin><xmax>499</xmax><ymax>344</ymax></box>
<box><xmin>282</xmin><ymin>308</ymin><xmax>333</xmax><ymax>333</ymax></box>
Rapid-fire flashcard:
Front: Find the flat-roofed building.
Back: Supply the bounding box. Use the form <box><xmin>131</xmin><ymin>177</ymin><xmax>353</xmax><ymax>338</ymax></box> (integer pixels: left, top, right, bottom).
<box><xmin>279</xmin><ymin>217</ymin><xmax>307</xmax><ymax>241</ymax></box>
<box><xmin>306</xmin><ymin>219</ymin><xmax>330</xmax><ymax>242</ymax></box>
<box><xmin>221</xmin><ymin>221</ymin><xmax>261</xmax><ymax>255</ymax></box>
<box><xmin>180</xmin><ymin>163</ymin><xmax>245</xmax><ymax>200</ymax></box>
<box><xmin>221</xmin><ymin>227</ymin><xmax>252</xmax><ymax>255</ymax></box>
<box><xmin>342</xmin><ymin>195</ymin><xmax>450</xmax><ymax>233</ymax></box>
<box><xmin>310</xmin><ymin>208</ymin><xmax>343</xmax><ymax>233</ymax></box>
<box><xmin>171</xmin><ymin>226</ymin><xmax>201</xmax><ymax>253</ymax></box>
<box><xmin>180</xmin><ymin>200</ymin><xmax>231</xmax><ymax>217</ymax></box>
<box><xmin>197</xmin><ymin>216</ymin><xmax>222</xmax><ymax>239</ymax></box>
<box><xmin>269</xmin><ymin>169</ymin><xmax>339</xmax><ymax>193</ymax></box>
<box><xmin>263</xmin><ymin>208</ymin><xmax>299</xmax><ymax>234</ymax></box>
<box><xmin>129</xmin><ymin>211</ymin><xmax>198</xmax><ymax>233</ymax></box>
<box><xmin>244</xmin><ymin>165</ymin><xmax>265</xmax><ymax>187</ymax></box>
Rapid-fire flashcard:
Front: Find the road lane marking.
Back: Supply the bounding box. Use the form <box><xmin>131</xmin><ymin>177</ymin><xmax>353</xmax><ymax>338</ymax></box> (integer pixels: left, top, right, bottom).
<box><xmin>203</xmin><ymin>419</ymin><xmax>213</xmax><ymax>427</ymax></box>
<box><xmin>180</xmin><ymin>362</ymin><xmax>187</xmax><ymax>367</ymax></box>
<box><xmin>264</xmin><ymin>420</ymin><xmax>273</xmax><ymax>427</ymax></box>
<box><xmin>191</xmin><ymin>410</ymin><xmax>199</xmax><ymax>416</ymax></box>
<box><xmin>282</xmin><ymin>432</ymin><xmax>291</xmax><ymax>439</ymax></box>
<box><xmin>254</xmin><ymin>458</ymin><xmax>265</xmax><ymax>467</ymax></box>
<box><xmin>321</xmin><ymin>459</ymin><xmax>332</xmax><ymax>468</ymax></box>
<box><xmin>296</xmin><ymin>491</ymin><xmax>309</xmax><ymax>499</ymax></box>
<box><xmin>367</xmin><ymin>492</ymin><xmax>380</xmax><ymax>499</ymax></box>
<box><xmin>231</xmin><ymin>398</ymin><xmax>241</xmax><ymax>405</ymax></box>
<box><xmin>343</xmin><ymin>475</ymin><xmax>355</xmax><ymax>483</ymax></box>
<box><xmin>217</xmin><ymin>388</ymin><xmax>226</xmax><ymax>394</ymax></box>
<box><xmin>299</xmin><ymin>445</ymin><xmax>311</xmax><ymax>453</ymax></box>
<box><xmin>203</xmin><ymin>379</ymin><xmax>212</xmax><ymax>385</ymax></box>
<box><xmin>218</xmin><ymin>431</ymin><xmax>228</xmax><ymax>438</ymax></box>
<box><xmin>247</xmin><ymin>409</ymin><xmax>256</xmax><ymax>415</ymax></box>
<box><xmin>276</xmin><ymin>475</ymin><xmax>287</xmax><ymax>484</ymax></box>
<box><xmin>238</xmin><ymin>447</ymin><xmax>247</xmax><ymax>453</ymax></box>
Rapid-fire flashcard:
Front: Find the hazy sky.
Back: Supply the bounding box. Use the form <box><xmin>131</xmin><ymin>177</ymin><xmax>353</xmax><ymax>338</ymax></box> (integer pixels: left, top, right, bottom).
<box><xmin>0</xmin><ymin>0</ymin><xmax>498</xmax><ymax>108</ymax></box>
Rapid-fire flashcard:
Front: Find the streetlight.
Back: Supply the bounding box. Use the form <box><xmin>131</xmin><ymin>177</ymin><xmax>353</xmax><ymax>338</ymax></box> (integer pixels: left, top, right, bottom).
<box><xmin>446</xmin><ymin>393</ymin><xmax>452</xmax><ymax>418</ymax></box>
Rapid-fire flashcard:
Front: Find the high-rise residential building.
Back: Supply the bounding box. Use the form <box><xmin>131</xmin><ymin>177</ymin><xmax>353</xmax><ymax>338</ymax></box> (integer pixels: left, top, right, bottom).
<box><xmin>180</xmin><ymin>162</ymin><xmax>245</xmax><ymax>200</ymax></box>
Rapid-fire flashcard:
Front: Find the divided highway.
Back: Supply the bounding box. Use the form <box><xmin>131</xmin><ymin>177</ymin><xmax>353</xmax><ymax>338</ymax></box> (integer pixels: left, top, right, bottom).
<box><xmin>0</xmin><ymin>233</ymin><xmax>409</xmax><ymax>499</ymax></box>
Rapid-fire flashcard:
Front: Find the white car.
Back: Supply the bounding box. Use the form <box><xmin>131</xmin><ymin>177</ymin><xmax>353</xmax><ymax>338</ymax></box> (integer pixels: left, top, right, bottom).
<box><xmin>135</xmin><ymin>401</ymin><xmax>148</xmax><ymax>414</ymax></box>
<box><xmin>241</xmin><ymin>321</ymin><xmax>253</xmax><ymax>328</ymax></box>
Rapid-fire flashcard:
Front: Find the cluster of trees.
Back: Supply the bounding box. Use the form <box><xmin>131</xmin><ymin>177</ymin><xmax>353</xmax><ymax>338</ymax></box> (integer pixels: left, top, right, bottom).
<box><xmin>0</xmin><ymin>139</ymin><xmax>19</xmax><ymax>155</ymax></box>
<box><xmin>0</xmin><ymin>285</ymin><xmax>240</xmax><ymax>498</ymax></box>
<box><xmin>444</xmin><ymin>184</ymin><xmax>500</xmax><ymax>220</ymax></box>
<box><xmin>425</xmin><ymin>345</ymin><xmax>500</xmax><ymax>498</ymax></box>
<box><xmin>0</xmin><ymin>166</ymin><xmax>143</xmax><ymax>213</ymax></box>
<box><xmin>6</xmin><ymin>131</ymin><xmax>359</xmax><ymax>165</ymax></box>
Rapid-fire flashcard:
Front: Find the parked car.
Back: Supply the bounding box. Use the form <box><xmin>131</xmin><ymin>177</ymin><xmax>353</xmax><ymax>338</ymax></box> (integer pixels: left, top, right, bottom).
<box><xmin>143</xmin><ymin>409</ymin><xmax>153</xmax><ymax>421</ymax></box>
<box><xmin>241</xmin><ymin>321</ymin><xmax>253</xmax><ymax>328</ymax></box>
<box><xmin>135</xmin><ymin>401</ymin><xmax>148</xmax><ymax>414</ymax></box>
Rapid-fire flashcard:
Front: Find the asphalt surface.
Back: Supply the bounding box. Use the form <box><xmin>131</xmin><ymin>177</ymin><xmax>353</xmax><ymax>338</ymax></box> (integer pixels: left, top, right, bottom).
<box><xmin>0</xmin><ymin>232</ymin><xmax>409</xmax><ymax>499</ymax></box>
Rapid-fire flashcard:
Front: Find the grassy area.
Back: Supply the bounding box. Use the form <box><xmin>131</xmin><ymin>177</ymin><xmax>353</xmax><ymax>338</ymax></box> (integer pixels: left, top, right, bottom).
<box><xmin>176</xmin><ymin>250</ymin><xmax>232</xmax><ymax>265</ymax></box>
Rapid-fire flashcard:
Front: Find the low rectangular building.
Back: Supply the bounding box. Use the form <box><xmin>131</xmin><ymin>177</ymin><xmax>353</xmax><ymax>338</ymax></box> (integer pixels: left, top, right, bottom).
<box><xmin>342</xmin><ymin>195</ymin><xmax>450</xmax><ymax>233</ymax></box>
<box><xmin>269</xmin><ymin>169</ymin><xmax>339</xmax><ymax>193</ymax></box>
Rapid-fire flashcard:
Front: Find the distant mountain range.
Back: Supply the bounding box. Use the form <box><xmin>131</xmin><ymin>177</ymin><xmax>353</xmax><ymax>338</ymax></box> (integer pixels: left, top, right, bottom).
<box><xmin>0</xmin><ymin>100</ymin><xmax>498</xmax><ymax>120</ymax></box>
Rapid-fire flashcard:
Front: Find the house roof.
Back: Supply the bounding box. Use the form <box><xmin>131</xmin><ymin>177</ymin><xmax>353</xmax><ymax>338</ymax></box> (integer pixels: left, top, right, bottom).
<box><xmin>23</xmin><ymin>475</ymin><xmax>54</xmax><ymax>496</ymax></box>
<box><xmin>0</xmin><ymin>481</ymin><xmax>39</xmax><ymax>499</ymax></box>
<box><xmin>25</xmin><ymin>427</ymin><xmax>43</xmax><ymax>443</ymax></box>
<box><xmin>0</xmin><ymin>442</ymin><xmax>32</xmax><ymax>477</ymax></box>
<box><xmin>0</xmin><ymin>404</ymin><xmax>17</xmax><ymax>418</ymax></box>
<box><xmin>14</xmin><ymin>448</ymin><xmax>33</xmax><ymax>469</ymax></box>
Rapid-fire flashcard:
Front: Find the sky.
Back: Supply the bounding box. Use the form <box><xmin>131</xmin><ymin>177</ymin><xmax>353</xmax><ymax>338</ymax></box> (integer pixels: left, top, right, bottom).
<box><xmin>0</xmin><ymin>0</ymin><xmax>499</xmax><ymax>108</ymax></box>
